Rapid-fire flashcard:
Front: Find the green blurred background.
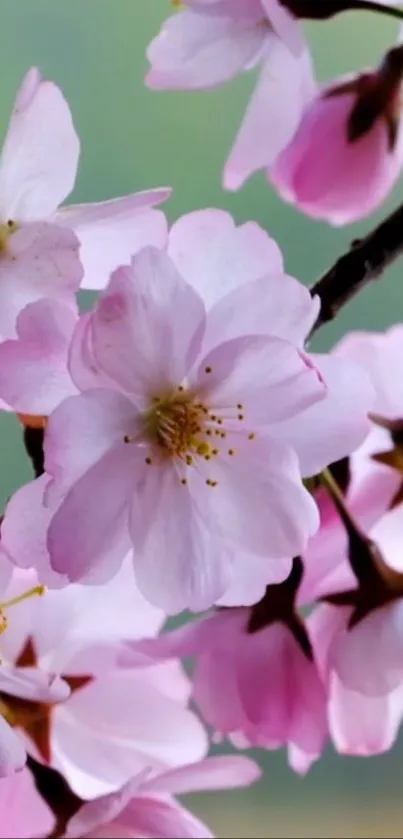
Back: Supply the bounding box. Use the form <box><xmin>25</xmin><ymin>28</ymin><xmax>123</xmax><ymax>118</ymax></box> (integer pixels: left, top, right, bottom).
<box><xmin>1</xmin><ymin>2</ymin><xmax>403</xmax><ymax>836</ymax></box>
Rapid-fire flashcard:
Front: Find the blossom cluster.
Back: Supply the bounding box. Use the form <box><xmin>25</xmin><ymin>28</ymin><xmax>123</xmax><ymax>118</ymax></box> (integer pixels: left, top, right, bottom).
<box><xmin>1</xmin><ymin>1</ymin><xmax>403</xmax><ymax>836</ymax></box>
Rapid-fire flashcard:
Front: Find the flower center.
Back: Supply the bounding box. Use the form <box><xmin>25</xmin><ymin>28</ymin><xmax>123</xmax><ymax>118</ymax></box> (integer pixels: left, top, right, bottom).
<box><xmin>0</xmin><ymin>219</ymin><xmax>17</xmax><ymax>253</ymax></box>
<box><xmin>143</xmin><ymin>388</ymin><xmax>211</xmax><ymax>460</ymax></box>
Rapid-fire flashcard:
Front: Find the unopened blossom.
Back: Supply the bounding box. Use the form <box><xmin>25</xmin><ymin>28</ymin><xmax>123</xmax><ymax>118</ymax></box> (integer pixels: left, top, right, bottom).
<box><xmin>122</xmin><ymin>559</ymin><xmax>328</xmax><ymax>774</ymax></box>
<box><xmin>0</xmin><ymin>560</ymin><xmax>207</xmax><ymax>798</ymax></box>
<box><xmin>40</xmin><ymin>243</ymin><xmax>332</xmax><ymax>612</ymax></box>
<box><xmin>0</xmin><ymin>67</ymin><xmax>170</xmax><ymax>292</ymax></box>
<box><xmin>271</xmin><ymin>44</ymin><xmax>403</xmax><ymax>224</ymax></box>
<box><xmin>64</xmin><ymin>756</ymin><xmax>260</xmax><ymax>839</ymax></box>
<box><xmin>0</xmin><ymin>767</ymin><xmax>55</xmax><ymax>838</ymax></box>
<box><xmin>147</xmin><ymin>2</ymin><xmax>316</xmax><ymax>191</ymax></box>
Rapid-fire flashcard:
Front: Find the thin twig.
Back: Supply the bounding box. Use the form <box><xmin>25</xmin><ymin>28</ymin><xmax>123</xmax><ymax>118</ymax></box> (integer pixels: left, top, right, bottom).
<box><xmin>310</xmin><ymin>200</ymin><xmax>403</xmax><ymax>336</ymax></box>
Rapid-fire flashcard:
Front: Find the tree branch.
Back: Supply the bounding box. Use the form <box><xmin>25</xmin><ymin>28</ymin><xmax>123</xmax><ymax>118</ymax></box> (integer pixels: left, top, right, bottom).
<box><xmin>309</xmin><ymin>200</ymin><xmax>403</xmax><ymax>336</ymax></box>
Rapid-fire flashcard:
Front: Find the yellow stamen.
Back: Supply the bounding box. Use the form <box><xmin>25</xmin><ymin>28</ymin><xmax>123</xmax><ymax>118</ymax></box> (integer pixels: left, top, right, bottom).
<box><xmin>0</xmin><ymin>584</ymin><xmax>46</xmax><ymax>611</ymax></box>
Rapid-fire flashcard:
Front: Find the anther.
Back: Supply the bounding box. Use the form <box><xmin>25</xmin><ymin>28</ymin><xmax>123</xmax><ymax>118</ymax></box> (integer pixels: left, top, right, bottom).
<box><xmin>237</xmin><ymin>414</ymin><xmax>244</xmax><ymax>421</ymax></box>
<box><xmin>212</xmin><ymin>448</ymin><xmax>219</xmax><ymax>455</ymax></box>
<box><xmin>186</xmin><ymin>455</ymin><xmax>194</xmax><ymax>465</ymax></box>
<box><xmin>180</xmin><ymin>478</ymin><xmax>187</xmax><ymax>485</ymax></box>
<box><xmin>217</xmin><ymin>418</ymin><xmax>223</xmax><ymax>425</ymax></box>
<box><xmin>145</xmin><ymin>456</ymin><xmax>152</xmax><ymax>465</ymax></box>
<box><xmin>228</xmin><ymin>448</ymin><xmax>235</xmax><ymax>456</ymax></box>
<box><xmin>205</xmin><ymin>366</ymin><xmax>212</xmax><ymax>374</ymax></box>
<box><xmin>237</xmin><ymin>403</ymin><xmax>243</xmax><ymax>410</ymax></box>
<box><xmin>124</xmin><ymin>435</ymin><xmax>133</xmax><ymax>444</ymax></box>
<box><xmin>248</xmin><ymin>433</ymin><xmax>256</xmax><ymax>440</ymax></box>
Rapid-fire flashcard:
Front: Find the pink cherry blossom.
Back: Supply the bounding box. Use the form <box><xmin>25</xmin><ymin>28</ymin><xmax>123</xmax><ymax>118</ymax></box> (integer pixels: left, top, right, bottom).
<box><xmin>64</xmin><ymin>756</ymin><xmax>261</xmax><ymax>839</ymax></box>
<box><xmin>270</xmin><ymin>54</ymin><xmax>403</xmax><ymax>225</ymax></box>
<box><xmin>146</xmin><ymin>3</ymin><xmax>315</xmax><ymax>191</ymax></box>
<box><xmin>122</xmin><ymin>604</ymin><xmax>328</xmax><ymax>775</ymax></box>
<box><xmin>41</xmin><ymin>244</ymin><xmax>330</xmax><ymax>612</ymax></box>
<box><xmin>0</xmin><ymin>767</ymin><xmax>55</xmax><ymax>838</ymax></box>
<box><xmin>0</xmin><ymin>67</ymin><xmax>170</xmax><ymax>292</ymax></box>
<box><xmin>0</xmin><ymin>561</ymin><xmax>207</xmax><ymax>799</ymax></box>
<box><xmin>0</xmin><ymin>299</ymin><xmax>78</xmax><ymax>416</ymax></box>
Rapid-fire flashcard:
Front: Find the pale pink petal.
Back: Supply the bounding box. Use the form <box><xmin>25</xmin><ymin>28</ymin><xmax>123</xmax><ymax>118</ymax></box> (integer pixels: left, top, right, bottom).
<box><xmin>144</xmin><ymin>755</ymin><xmax>261</xmax><ymax>795</ymax></box>
<box><xmin>203</xmin><ymin>274</ymin><xmax>320</xmax><ymax>353</ymax></box>
<box><xmin>0</xmin><ymin>223</ymin><xmax>82</xmax><ymax>340</ymax></box>
<box><xmin>269</xmin><ymin>352</ymin><xmax>375</xmax><ymax>476</ymax></box>
<box><xmin>64</xmin><ymin>777</ymin><xmax>144</xmax><ymax>838</ymax></box>
<box><xmin>47</xmin><ymin>443</ymin><xmax>134</xmax><ymax>584</ymax></box>
<box><xmin>0</xmin><ymin>767</ymin><xmax>54</xmax><ymax>837</ymax></box>
<box><xmin>1</xmin><ymin>475</ymin><xmax>68</xmax><ymax>588</ymax></box>
<box><xmin>168</xmin><ymin>209</ymin><xmax>283</xmax><ymax>309</ymax></box>
<box><xmin>0</xmin><ymin>299</ymin><xmax>77</xmax><ymax>414</ymax></box>
<box><xmin>0</xmin><ymin>716</ymin><xmax>26</xmax><ymax>777</ymax></box>
<box><xmin>224</xmin><ymin>39</ymin><xmax>316</xmax><ymax>190</ymax></box>
<box><xmin>330</xmin><ymin>603</ymin><xmax>403</xmax><ymax>696</ymax></box>
<box><xmin>336</xmin><ymin>325</ymin><xmax>403</xmax><ymax>417</ymax></box>
<box><xmin>195</xmin><ymin>335</ymin><xmax>325</xmax><ymax>426</ymax></box>
<box><xmin>261</xmin><ymin>0</ymin><xmax>305</xmax><ymax>54</ymax></box>
<box><xmin>130</xmin><ymin>462</ymin><xmax>231</xmax><ymax>613</ymax></box>
<box><xmin>117</xmin><ymin>797</ymin><xmax>214</xmax><ymax>839</ymax></box>
<box><xmin>0</xmin><ymin>68</ymin><xmax>79</xmax><ymax>221</ymax></box>
<box><xmin>217</xmin><ymin>553</ymin><xmax>291</xmax><ymax>607</ymax></box>
<box><xmin>52</xmin><ymin>669</ymin><xmax>207</xmax><ymax>798</ymax></box>
<box><xmin>90</xmin><ymin>248</ymin><xmax>205</xmax><ymax>401</ymax></box>
<box><xmin>56</xmin><ymin>191</ymin><xmax>170</xmax><ymax>291</ymax></box>
<box><xmin>0</xmin><ymin>666</ymin><xmax>69</xmax><ymax>703</ymax></box>
<box><xmin>68</xmin><ymin>313</ymin><xmax>108</xmax><ymax>392</ymax></box>
<box><xmin>200</xmin><ymin>436</ymin><xmax>319</xmax><ymax>557</ymax></box>
<box><xmin>329</xmin><ymin>677</ymin><xmax>403</xmax><ymax>756</ymax></box>
<box><xmin>146</xmin><ymin>5</ymin><xmax>267</xmax><ymax>90</ymax></box>
<box><xmin>45</xmin><ymin>388</ymin><xmax>138</xmax><ymax>493</ymax></box>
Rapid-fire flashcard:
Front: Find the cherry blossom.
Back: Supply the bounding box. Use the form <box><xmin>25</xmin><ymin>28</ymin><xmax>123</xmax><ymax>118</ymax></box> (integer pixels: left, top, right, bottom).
<box><xmin>40</xmin><ymin>244</ymin><xmax>332</xmax><ymax>612</ymax></box>
<box><xmin>0</xmin><ymin>559</ymin><xmax>207</xmax><ymax>798</ymax></box>
<box><xmin>271</xmin><ymin>44</ymin><xmax>403</xmax><ymax>224</ymax></box>
<box><xmin>64</xmin><ymin>756</ymin><xmax>260</xmax><ymax>839</ymax></box>
<box><xmin>0</xmin><ymin>67</ymin><xmax>171</xmax><ymax>293</ymax></box>
<box><xmin>122</xmin><ymin>559</ymin><xmax>328</xmax><ymax>774</ymax></box>
<box><xmin>146</xmin><ymin>2</ymin><xmax>315</xmax><ymax>191</ymax></box>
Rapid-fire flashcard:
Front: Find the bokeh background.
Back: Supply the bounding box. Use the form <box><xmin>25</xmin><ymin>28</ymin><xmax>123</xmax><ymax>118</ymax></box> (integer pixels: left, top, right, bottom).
<box><xmin>1</xmin><ymin>2</ymin><xmax>403</xmax><ymax>836</ymax></box>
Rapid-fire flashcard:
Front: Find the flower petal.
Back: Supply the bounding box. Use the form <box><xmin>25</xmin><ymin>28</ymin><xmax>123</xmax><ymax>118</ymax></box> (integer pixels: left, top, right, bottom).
<box><xmin>91</xmin><ymin>247</ymin><xmax>206</xmax><ymax>401</ymax></box>
<box><xmin>56</xmin><ymin>191</ymin><xmax>170</xmax><ymax>291</ymax></box>
<box><xmin>146</xmin><ymin>5</ymin><xmax>267</xmax><ymax>90</ymax></box>
<box><xmin>0</xmin><ymin>67</ymin><xmax>79</xmax><ymax>222</ymax></box>
<box><xmin>144</xmin><ymin>755</ymin><xmax>261</xmax><ymax>795</ymax></box>
<box><xmin>269</xmin><ymin>352</ymin><xmax>375</xmax><ymax>476</ymax></box>
<box><xmin>130</xmin><ymin>462</ymin><xmax>231</xmax><ymax>613</ymax></box>
<box><xmin>224</xmin><ymin>38</ymin><xmax>316</xmax><ymax>189</ymax></box>
<box><xmin>204</xmin><ymin>273</ymin><xmax>319</xmax><ymax>352</ymax></box>
<box><xmin>168</xmin><ymin>209</ymin><xmax>283</xmax><ymax>310</ymax></box>
<box><xmin>196</xmin><ymin>436</ymin><xmax>319</xmax><ymax>558</ymax></box>
<box><xmin>0</xmin><ymin>223</ymin><xmax>82</xmax><ymax>341</ymax></box>
<box><xmin>195</xmin><ymin>335</ymin><xmax>325</xmax><ymax>426</ymax></box>
<box><xmin>47</xmin><ymin>443</ymin><xmax>133</xmax><ymax>583</ymax></box>
<box><xmin>0</xmin><ymin>299</ymin><xmax>77</xmax><ymax>415</ymax></box>
<box><xmin>0</xmin><ymin>715</ymin><xmax>26</xmax><ymax>777</ymax></box>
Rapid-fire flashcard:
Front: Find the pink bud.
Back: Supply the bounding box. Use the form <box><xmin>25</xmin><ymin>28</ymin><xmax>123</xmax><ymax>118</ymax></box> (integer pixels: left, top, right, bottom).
<box><xmin>270</xmin><ymin>46</ymin><xmax>403</xmax><ymax>225</ymax></box>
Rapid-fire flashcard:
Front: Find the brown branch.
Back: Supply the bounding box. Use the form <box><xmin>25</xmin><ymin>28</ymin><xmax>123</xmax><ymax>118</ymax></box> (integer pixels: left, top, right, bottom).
<box><xmin>309</xmin><ymin>200</ymin><xmax>403</xmax><ymax>336</ymax></box>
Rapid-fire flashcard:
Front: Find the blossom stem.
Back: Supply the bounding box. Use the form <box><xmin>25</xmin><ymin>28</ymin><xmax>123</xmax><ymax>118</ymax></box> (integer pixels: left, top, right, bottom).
<box><xmin>310</xmin><ymin>199</ymin><xmax>403</xmax><ymax>335</ymax></box>
<box><xmin>284</xmin><ymin>0</ymin><xmax>403</xmax><ymax>22</ymax></box>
